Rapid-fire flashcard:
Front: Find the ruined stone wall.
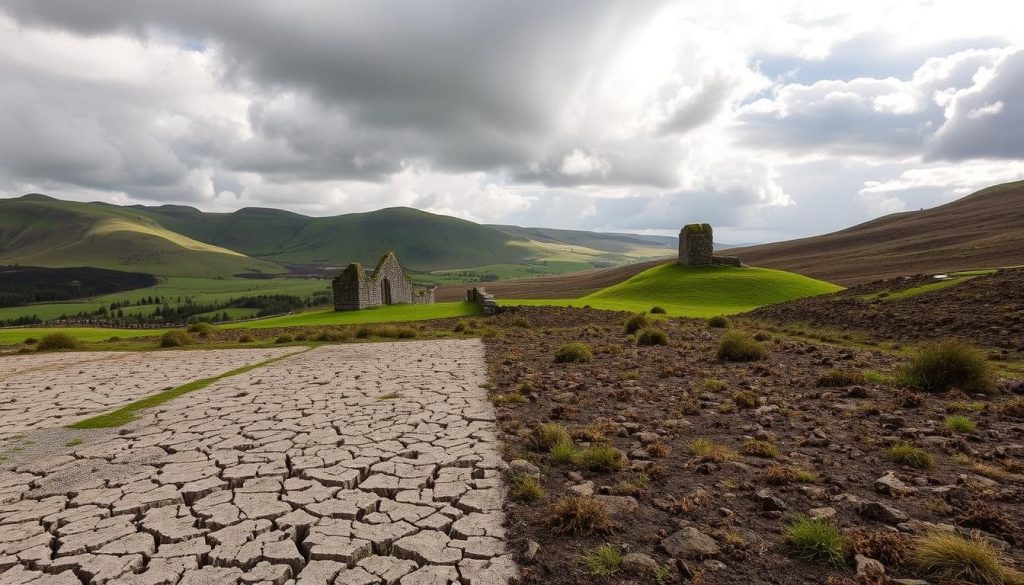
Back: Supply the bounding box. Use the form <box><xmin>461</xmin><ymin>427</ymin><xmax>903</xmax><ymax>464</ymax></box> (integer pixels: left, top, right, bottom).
<box><xmin>412</xmin><ymin>286</ymin><xmax>437</xmax><ymax>305</ymax></box>
<box><xmin>679</xmin><ymin>223</ymin><xmax>715</xmax><ymax>266</ymax></box>
<box><xmin>333</xmin><ymin>252</ymin><xmax>422</xmax><ymax>311</ymax></box>
<box><xmin>467</xmin><ymin>287</ymin><xmax>499</xmax><ymax>314</ymax></box>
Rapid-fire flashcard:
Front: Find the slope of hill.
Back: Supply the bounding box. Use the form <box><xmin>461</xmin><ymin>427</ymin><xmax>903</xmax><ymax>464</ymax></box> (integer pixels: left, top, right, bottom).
<box><xmin>490</xmin><ymin>225</ymin><xmax>676</xmax><ymax>256</ymax></box>
<box><xmin>0</xmin><ymin>195</ymin><xmax>285</xmax><ymax>277</ymax></box>
<box><xmin>729</xmin><ymin>180</ymin><xmax>1024</xmax><ymax>285</ymax></box>
<box><xmin>435</xmin><ymin>259</ymin><xmax>665</xmax><ymax>301</ymax></box>
<box><xmin>745</xmin><ymin>268</ymin><xmax>1024</xmax><ymax>353</ymax></box>
<box><xmin>485</xmin><ymin>262</ymin><xmax>841</xmax><ymax>317</ymax></box>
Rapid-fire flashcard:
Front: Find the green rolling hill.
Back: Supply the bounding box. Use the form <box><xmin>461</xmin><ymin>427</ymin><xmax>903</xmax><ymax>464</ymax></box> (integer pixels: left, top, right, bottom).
<box><xmin>0</xmin><ymin>195</ymin><xmax>284</xmax><ymax>278</ymax></box>
<box><xmin>1</xmin><ymin>194</ymin><xmax>678</xmax><ymax>276</ymax></box>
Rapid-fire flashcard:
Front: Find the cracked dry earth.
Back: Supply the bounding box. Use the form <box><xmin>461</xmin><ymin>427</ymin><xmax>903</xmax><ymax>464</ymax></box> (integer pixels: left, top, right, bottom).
<box><xmin>0</xmin><ymin>340</ymin><xmax>516</xmax><ymax>585</ymax></box>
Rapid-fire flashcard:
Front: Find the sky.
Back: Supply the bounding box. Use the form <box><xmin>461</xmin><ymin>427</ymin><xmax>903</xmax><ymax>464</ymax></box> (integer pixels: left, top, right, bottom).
<box><xmin>0</xmin><ymin>1</ymin><xmax>1022</xmax><ymax>244</ymax></box>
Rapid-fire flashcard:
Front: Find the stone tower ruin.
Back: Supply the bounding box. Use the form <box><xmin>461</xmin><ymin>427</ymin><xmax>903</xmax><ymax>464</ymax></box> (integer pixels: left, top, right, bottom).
<box><xmin>678</xmin><ymin>223</ymin><xmax>742</xmax><ymax>267</ymax></box>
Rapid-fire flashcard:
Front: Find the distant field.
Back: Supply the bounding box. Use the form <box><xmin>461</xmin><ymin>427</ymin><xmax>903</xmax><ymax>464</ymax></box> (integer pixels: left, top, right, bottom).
<box><xmin>507</xmin><ymin>263</ymin><xmax>842</xmax><ymax>318</ymax></box>
<box><xmin>416</xmin><ymin>260</ymin><xmax>594</xmax><ymax>286</ymax></box>
<box><xmin>0</xmin><ymin>327</ymin><xmax>164</xmax><ymax>345</ymax></box>
<box><xmin>0</xmin><ymin>276</ymin><xmax>331</xmax><ymax>322</ymax></box>
<box><xmin>221</xmin><ymin>302</ymin><xmax>480</xmax><ymax>329</ymax></box>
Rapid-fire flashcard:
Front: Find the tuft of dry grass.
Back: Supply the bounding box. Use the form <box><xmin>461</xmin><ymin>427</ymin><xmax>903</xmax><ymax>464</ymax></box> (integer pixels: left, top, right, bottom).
<box><xmin>544</xmin><ymin>496</ymin><xmax>615</xmax><ymax>535</ymax></box>
<box><xmin>888</xmin><ymin>442</ymin><xmax>934</xmax><ymax>468</ymax></box>
<box><xmin>732</xmin><ymin>390</ymin><xmax>758</xmax><ymax>409</ymax></box>
<box><xmin>574</xmin><ymin>445</ymin><xmax>627</xmax><ymax>472</ymax></box>
<box><xmin>817</xmin><ymin>368</ymin><xmax>868</xmax><ymax>387</ymax></box>
<box><xmin>741</xmin><ymin>439</ymin><xmax>780</xmax><ymax>458</ymax></box>
<box><xmin>912</xmin><ymin>529</ymin><xmax>1024</xmax><ymax>585</ymax></box>
<box><xmin>527</xmin><ymin>422</ymin><xmax>571</xmax><ymax>451</ymax></box>
<box><xmin>847</xmin><ymin>528</ymin><xmax>911</xmax><ymax>567</ymax></box>
<box><xmin>509</xmin><ymin>474</ymin><xmax>545</xmax><ymax>503</ymax></box>
<box><xmin>554</xmin><ymin>342</ymin><xmax>593</xmax><ymax>363</ymax></box>
<box><xmin>689</xmin><ymin>438</ymin><xmax>738</xmax><ymax>462</ymax></box>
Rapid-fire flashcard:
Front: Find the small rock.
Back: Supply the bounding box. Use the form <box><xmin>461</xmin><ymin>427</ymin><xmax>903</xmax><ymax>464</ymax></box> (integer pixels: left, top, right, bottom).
<box><xmin>635</xmin><ymin>432</ymin><xmax>660</xmax><ymax>445</ymax></box>
<box><xmin>568</xmin><ymin>481</ymin><xmax>594</xmax><ymax>497</ymax></box>
<box><xmin>855</xmin><ymin>554</ymin><xmax>885</xmax><ymax>577</ymax></box>
<box><xmin>753</xmin><ymin>489</ymin><xmax>787</xmax><ymax>512</ymax></box>
<box><xmin>809</xmin><ymin>507</ymin><xmax>837</xmax><ymax>520</ymax></box>
<box><xmin>660</xmin><ymin>527</ymin><xmax>721</xmax><ymax>559</ymax></box>
<box><xmin>523</xmin><ymin>540</ymin><xmax>540</xmax><ymax>561</ymax></box>
<box><xmin>621</xmin><ymin>552</ymin><xmax>658</xmax><ymax>576</ymax></box>
<box><xmin>857</xmin><ymin>501</ymin><xmax>909</xmax><ymax>524</ymax></box>
<box><xmin>594</xmin><ymin>495</ymin><xmax>638</xmax><ymax>517</ymax></box>
<box><xmin>509</xmin><ymin>459</ymin><xmax>540</xmax><ymax>478</ymax></box>
<box><xmin>875</xmin><ymin>471</ymin><xmax>915</xmax><ymax>495</ymax></box>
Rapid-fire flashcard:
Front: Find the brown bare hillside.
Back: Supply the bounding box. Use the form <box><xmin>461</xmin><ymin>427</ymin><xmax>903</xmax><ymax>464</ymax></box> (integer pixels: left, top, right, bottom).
<box><xmin>435</xmin><ymin>259</ymin><xmax>666</xmax><ymax>301</ymax></box>
<box><xmin>729</xmin><ymin>180</ymin><xmax>1024</xmax><ymax>285</ymax></box>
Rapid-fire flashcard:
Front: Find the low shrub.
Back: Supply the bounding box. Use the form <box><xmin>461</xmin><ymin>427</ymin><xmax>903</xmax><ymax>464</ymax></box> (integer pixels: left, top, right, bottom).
<box><xmin>783</xmin><ymin>516</ymin><xmax>846</xmax><ymax>567</ymax></box>
<box><xmin>550</xmin><ymin>439</ymin><xmax>579</xmax><ymax>464</ymax></box>
<box><xmin>689</xmin><ymin>438</ymin><xmax>738</xmax><ymax>462</ymax></box>
<box><xmin>237</xmin><ymin>334</ymin><xmax>254</xmax><ymax>343</ymax></box>
<box><xmin>527</xmin><ymin>422</ymin><xmax>571</xmax><ymax>451</ymax></box>
<box><xmin>817</xmin><ymin>369</ymin><xmax>868</xmax><ymax>387</ymax></box>
<box><xmin>23</xmin><ymin>337</ymin><xmax>37</xmax><ymax>345</ymax></box>
<box><xmin>732</xmin><ymin>390</ymin><xmax>758</xmax><ymax>408</ymax></box>
<box><xmin>650</xmin><ymin>306</ymin><xmax>667</xmax><ymax>314</ymax></box>
<box><xmin>36</xmin><ymin>332</ymin><xmax>81</xmax><ymax>351</ymax></box>
<box><xmin>717</xmin><ymin>332</ymin><xmax>768</xmax><ymax>362</ymax></box>
<box><xmin>707</xmin><ymin>315</ymin><xmax>731</xmax><ymax>328</ymax></box>
<box><xmin>702</xmin><ymin>378</ymin><xmax>727</xmax><ymax>392</ymax></box>
<box><xmin>943</xmin><ymin>414</ymin><xmax>977</xmax><ymax>433</ymax></box>
<box><xmin>274</xmin><ymin>335</ymin><xmax>293</xmax><ymax>344</ymax></box>
<box><xmin>544</xmin><ymin>496</ymin><xmax>614</xmax><ymax>535</ymax></box>
<box><xmin>186</xmin><ymin>322</ymin><xmax>214</xmax><ymax>337</ymax></box>
<box><xmin>160</xmin><ymin>330</ymin><xmax>193</xmax><ymax>348</ymax></box>
<box><xmin>847</xmin><ymin>528</ymin><xmax>911</xmax><ymax>567</ymax></box>
<box><xmin>355</xmin><ymin>326</ymin><xmax>374</xmax><ymax>339</ymax></box>
<box><xmin>624</xmin><ymin>313</ymin><xmax>650</xmax><ymax>334</ymax></box>
<box><xmin>554</xmin><ymin>342</ymin><xmax>592</xmax><ymax>363</ymax></box>
<box><xmin>636</xmin><ymin>328</ymin><xmax>668</xmax><ymax>346</ymax></box>
<box><xmin>583</xmin><ymin>544</ymin><xmax>623</xmax><ymax>577</ymax></box>
<box><xmin>912</xmin><ymin>529</ymin><xmax>1024</xmax><ymax>585</ymax></box>
<box><xmin>898</xmin><ymin>340</ymin><xmax>994</xmax><ymax>394</ymax></box>
<box><xmin>888</xmin><ymin>442</ymin><xmax>933</xmax><ymax>468</ymax></box>
<box><xmin>452</xmin><ymin>320</ymin><xmax>471</xmax><ymax>333</ymax></box>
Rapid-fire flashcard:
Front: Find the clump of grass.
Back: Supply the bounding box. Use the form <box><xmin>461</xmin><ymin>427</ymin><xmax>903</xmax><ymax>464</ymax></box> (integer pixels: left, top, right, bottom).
<box><xmin>186</xmin><ymin>322</ymin><xmax>214</xmax><ymax>337</ymax></box>
<box><xmin>624</xmin><ymin>313</ymin><xmax>650</xmax><ymax>334</ymax></box>
<box><xmin>316</xmin><ymin>330</ymin><xmax>352</xmax><ymax>342</ymax></box>
<box><xmin>509</xmin><ymin>474</ymin><xmax>545</xmax><ymax>503</ymax></box>
<box><xmin>527</xmin><ymin>422</ymin><xmax>571</xmax><ymax>451</ymax></box>
<box><xmin>816</xmin><ymin>369</ymin><xmax>867</xmax><ymax>387</ymax></box>
<box><xmin>636</xmin><ymin>328</ymin><xmax>668</xmax><ymax>346</ymax></box>
<box><xmin>888</xmin><ymin>442</ymin><xmax>934</xmax><ymax>468</ymax></box>
<box><xmin>237</xmin><ymin>334</ymin><xmax>254</xmax><ymax>343</ymax></box>
<box><xmin>452</xmin><ymin>320</ymin><xmax>472</xmax><ymax>333</ymax></box>
<box><xmin>707</xmin><ymin>315</ymin><xmax>731</xmax><ymax>329</ymax></box>
<box><xmin>650</xmin><ymin>306</ymin><xmax>667</xmax><ymax>314</ymax></box>
<box><xmin>511</xmin><ymin>316</ymin><xmax>532</xmax><ymax>328</ymax></box>
<box><xmin>583</xmin><ymin>544</ymin><xmax>623</xmax><ymax>577</ymax></box>
<box><xmin>944</xmin><ymin>414</ymin><xmax>977</xmax><ymax>433</ymax></box>
<box><xmin>794</xmin><ymin>469</ymin><xmax>819</xmax><ymax>483</ymax></box>
<box><xmin>378</xmin><ymin>391</ymin><xmax>401</xmax><ymax>400</ymax></box>
<box><xmin>865</xmin><ymin>371</ymin><xmax>889</xmax><ymax>385</ymax></box>
<box><xmin>702</xmin><ymin>378</ymin><xmax>727</xmax><ymax>392</ymax></box>
<box><xmin>732</xmin><ymin>390</ymin><xmax>758</xmax><ymax>409</ymax></box>
<box><xmin>898</xmin><ymin>340</ymin><xmax>994</xmax><ymax>394</ymax></box>
<box><xmin>574</xmin><ymin>445</ymin><xmax>627</xmax><ymax>472</ymax></box>
<box><xmin>717</xmin><ymin>332</ymin><xmax>768</xmax><ymax>362</ymax></box>
<box><xmin>550</xmin><ymin>439</ymin><xmax>579</xmax><ymax>464</ymax></box>
<box><xmin>491</xmin><ymin>393</ymin><xmax>528</xmax><ymax>405</ymax></box>
<box><xmin>783</xmin><ymin>516</ymin><xmax>847</xmax><ymax>567</ymax></box>
<box><xmin>545</xmin><ymin>496</ymin><xmax>614</xmax><ymax>535</ymax></box>
<box><xmin>741</xmin><ymin>439</ymin><xmax>780</xmax><ymax>458</ymax></box>
<box><xmin>912</xmin><ymin>529</ymin><xmax>1024</xmax><ymax>585</ymax></box>
<box><xmin>23</xmin><ymin>337</ymin><xmax>38</xmax><ymax>345</ymax></box>
<box><xmin>689</xmin><ymin>438</ymin><xmax>738</xmax><ymax>462</ymax></box>
<box><xmin>554</xmin><ymin>342</ymin><xmax>592</xmax><ymax>363</ymax></box>
<box><xmin>64</xmin><ymin>437</ymin><xmax>83</xmax><ymax>448</ymax></box>
<box><xmin>274</xmin><ymin>335</ymin><xmax>293</xmax><ymax>344</ymax></box>
<box><xmin>160</xmin><ymin>330</ymin><xmax>193</xmax><ymax>348</ymax></box>
<box><xmin>36</xmin><ymin>332</ymin><xmax>81</xmax><ymax>351</ymax></box>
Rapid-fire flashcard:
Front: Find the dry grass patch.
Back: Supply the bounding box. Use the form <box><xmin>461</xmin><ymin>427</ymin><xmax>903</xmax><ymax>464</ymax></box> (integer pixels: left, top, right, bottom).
<box><xmin>741</xmin><ymin>439</ymin><xmax>780</xmax><ymax>458</ymax></box>
<box><xmin>554</xmin><ymin>342</ymin><xmax>593</xmax><ymax>363</ymax></box>
<box><xmin>689</xmin><ymin>438</ymin><xmax>738</xmax><ymax>462</ymax></box>
<box><xmin>912</xmin><ymin>530</ymin><xmax>1024</xmax><ymax>585</ymax></box>
<box><xmin>784</xmin><ymin>516</ymin><xmax>847</xmax><ymax>567</ymax></box>
<box><xmin>888</xmin><ymin>442</ymin><xmax>934</xmax><ymax>468</ymax></box>
<box><xmin>526</xmin><ymin>422</ymin><xmax>571</xmax><ymax>451</ymax></box>
<box><xmin>509</xmin><ymin>474</ymin><xmax>545</xmax><ymax>503</ymax></box>
<box><xmin>545</xmin><ymin>496</ymin><xmax>615</xmax><ymax>535</ymax></box>
<box><xmin>817</xmin><ymin>369</ymin><xmax>868</xmax><ymax>387</ymax></box>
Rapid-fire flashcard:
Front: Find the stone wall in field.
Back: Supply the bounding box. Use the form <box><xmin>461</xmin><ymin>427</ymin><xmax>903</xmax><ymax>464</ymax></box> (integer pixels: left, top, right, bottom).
<box><xmin>333</xmin><ymin>252</ymin><xmax>433</xmax><ymax>310</ymax></box>
<box><xmin>678</xmin><ymin>223</ymin><xmax>743</xmax><ymax>267</ymax></box>
<box><xmin>467</xmin><ymin>287</ymin><xmax>499</xmax><ymax>314</ymax></box>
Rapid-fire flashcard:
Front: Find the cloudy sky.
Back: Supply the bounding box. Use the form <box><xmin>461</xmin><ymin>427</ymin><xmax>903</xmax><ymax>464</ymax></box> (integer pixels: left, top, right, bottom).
<box><xmin>1</xmin><ymin>1</ymin><xmax>1022</xmax><ymax>243</ymax></box>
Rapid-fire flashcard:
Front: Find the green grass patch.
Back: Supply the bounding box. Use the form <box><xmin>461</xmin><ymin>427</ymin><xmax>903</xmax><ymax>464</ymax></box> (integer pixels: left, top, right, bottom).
<box><xmin>888</xmin><ymin>442</ymin><xmax>934</xmax><ymax>468</ymax></box>
<box><xmin>943</xmin><ymin>415</ymin><xmax>977</xmax><ymax>433</ymax></box>
<box><xmin>507</xmin><ymin>263</ymin><xmax>841</xmax><ymax>318</ymax></box>
<box><xmin>582</xmin><ymin>544</ymin><xmax>623</xmax><ymax>577</ymax></box>
<box><xmin>784</xmin><ymin>516</ymin><xmax>847</xmax><ymax>566</ymax></box>
<box><xmin>0</xmin><ymin>327</ymin><xmax>164</xmax><ymax>346</ymax></box>
<box><xmin>221</xmin><ymin>302</ymin><xmax>480</xmax><ymax>329</ymax></box>
<box><xmin>68</xmin><ymin>351</ymin><xmax>304</xmax><ymax>428</ymax></box>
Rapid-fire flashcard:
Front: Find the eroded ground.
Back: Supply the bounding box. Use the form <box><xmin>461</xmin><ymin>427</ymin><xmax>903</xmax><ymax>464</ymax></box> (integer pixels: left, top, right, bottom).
<box><xmin>0</xmin><ymin>349</ymin><xmax>295</xmax><ymax>441</ymax></box>
<box><xmin>0</xmin><ymin>341</ymin><xmax>515</xmax><ymax>584</ymax></box>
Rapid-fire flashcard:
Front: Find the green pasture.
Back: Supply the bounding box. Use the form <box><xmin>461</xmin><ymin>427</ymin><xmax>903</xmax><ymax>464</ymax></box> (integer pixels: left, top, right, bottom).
<box><xmin>221</xmin><ymin>302</ymin><xmax>480</xmax><ymax>329</ymax></box>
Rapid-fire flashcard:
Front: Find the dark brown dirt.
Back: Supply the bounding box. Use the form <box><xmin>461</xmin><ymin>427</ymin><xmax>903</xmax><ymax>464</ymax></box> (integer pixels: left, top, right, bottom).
<box><xmin>745</xmin><ymin>268</ymin><xmax>1024</xmax><ymax>356</ymax></box>
<box><xmin>729</xmin><ymin>180</ymin><xmax>1024</xmax><ymax>285</ymax></box>
<box><xmin>484</xmin><ymin>307</ymin><xmax>1024</xmax><ymax>585</ymax></box>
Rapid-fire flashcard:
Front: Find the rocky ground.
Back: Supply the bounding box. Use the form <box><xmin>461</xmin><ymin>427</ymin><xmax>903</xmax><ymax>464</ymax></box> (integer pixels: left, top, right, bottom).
<box><xmin>745</xmin><ymin>268</ymin><xmax>1024</xmax><ymax>357</ymax></box>
<box><xmin>485</xmin><ymin>307</ymin><xmax>1024</xmax><ymax>584</ymax></box>
<box><xmin>0</xmin><ymin>341</ymin><xmax>515</xmax><ymax>584</ymax></box>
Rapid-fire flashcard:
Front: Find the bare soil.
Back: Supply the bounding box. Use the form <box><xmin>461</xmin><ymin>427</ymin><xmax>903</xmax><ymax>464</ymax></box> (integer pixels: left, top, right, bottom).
<box><xmin>745</xmin><ymin>268</ymin><xmax>1024</xmax><ymax>357</ymax></box>
<box><xmin>484</xmin><ymin>307</ymin><xmax>1024</xmax><ymax>584</ymax></box>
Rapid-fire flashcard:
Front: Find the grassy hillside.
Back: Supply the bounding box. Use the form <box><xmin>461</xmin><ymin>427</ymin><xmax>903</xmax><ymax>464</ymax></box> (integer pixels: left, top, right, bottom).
<box><xmin>730</xmin><ymin>180</ymin><xmax>1024</xmax><ymax>284</ymax></box>
<box><xmin>0</xmin><ymin>195</ymin><xmax>284</xmax><ymax>277</ymax></box>
<box><xmin>491</xmin><ymin>225</ymin><xmax>676</xmax><ymax>257</ymax></box>
<box><xmin>509</xmin><ymin>263</ymin><xmax>842</xmax><ymax>317</ymax></box>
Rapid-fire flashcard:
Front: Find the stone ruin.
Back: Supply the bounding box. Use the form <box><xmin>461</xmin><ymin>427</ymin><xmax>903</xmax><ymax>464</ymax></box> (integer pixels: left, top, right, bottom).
<box><xmin>678</xmin><ymin>223</ymin><xmax>742</xmax><ymax>267</ymax></box>
<box><xmin>333</xmin><ymin>251</ymin><xmax>436</xmax><ymax>311</ymax></box>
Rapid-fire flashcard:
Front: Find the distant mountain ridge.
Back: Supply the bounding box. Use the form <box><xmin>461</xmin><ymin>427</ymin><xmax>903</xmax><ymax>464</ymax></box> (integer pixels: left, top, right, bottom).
<box><xmin>729</xmin><ymin>180</ymin><xmax>1024</xmax><ymax>284</ymax></box>
<box><xmin>0</xmin><ymin>194</ymin><xmax>677</xmax><ymax>276</ymax></box>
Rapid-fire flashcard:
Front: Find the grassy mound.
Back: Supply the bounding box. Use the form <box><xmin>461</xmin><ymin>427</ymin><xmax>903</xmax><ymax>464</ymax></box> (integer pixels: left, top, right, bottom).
<box><xmin>510</xmin><ymin>263</ymin><xmax>841</xmax><ymax>317</ymax></box>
